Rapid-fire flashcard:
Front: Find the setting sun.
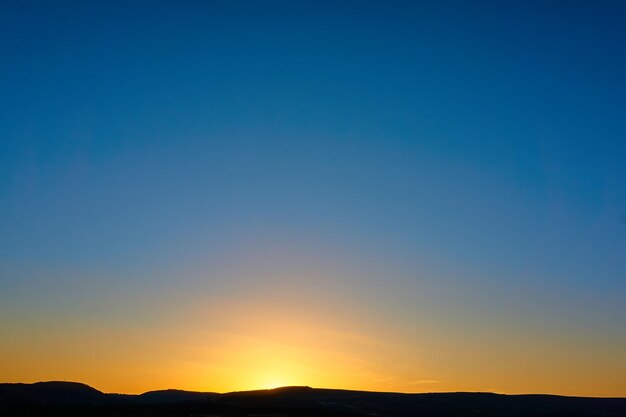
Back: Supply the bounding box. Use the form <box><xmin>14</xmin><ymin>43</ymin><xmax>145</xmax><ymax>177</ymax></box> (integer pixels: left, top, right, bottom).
<box><xmin>258</xmin><ymin>375</ymin><xmax>292</xmax><ymax>390</ymax></box>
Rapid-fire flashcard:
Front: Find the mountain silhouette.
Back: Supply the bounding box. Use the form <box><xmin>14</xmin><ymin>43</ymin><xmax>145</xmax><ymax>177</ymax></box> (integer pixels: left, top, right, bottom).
<box><xmin>136</xmin><ymin>388</ymin><xmax>218</xmax><ymax>404</ymax></box>
<box><xmin>0</xmin><ymin>382</ymin><xmax>106</xmax><ymax>405</ymax></box>
<box><xmin>1</xmin><ymin>381</ymin><xmax>625</xmax><ymax>416</ymax></box>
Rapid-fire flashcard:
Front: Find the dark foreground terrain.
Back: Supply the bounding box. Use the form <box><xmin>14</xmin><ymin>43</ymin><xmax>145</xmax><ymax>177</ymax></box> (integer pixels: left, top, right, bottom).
<box><xmin>1</xmin><ymin>381</ymin><xmax>624</xmax><ymax>417</ymax></box>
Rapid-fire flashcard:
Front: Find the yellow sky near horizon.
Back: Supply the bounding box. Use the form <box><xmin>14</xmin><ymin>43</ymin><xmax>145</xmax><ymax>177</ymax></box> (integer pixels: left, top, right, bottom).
<box><xmin>2</xmin><ymin>281</ymin><xmax>625</xmax><ymax>397</ymax></box>
<box><xmin>1</xmin><ymin>246</ymin><xmax>625</xmax><ymax>397</ymax></box>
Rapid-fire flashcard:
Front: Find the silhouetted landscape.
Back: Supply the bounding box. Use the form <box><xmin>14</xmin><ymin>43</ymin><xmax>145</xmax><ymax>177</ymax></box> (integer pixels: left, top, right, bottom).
<box><xmin>1</xmin><ymin>382</ymin><xmax>625</xmax><ymax>417</ymax></box>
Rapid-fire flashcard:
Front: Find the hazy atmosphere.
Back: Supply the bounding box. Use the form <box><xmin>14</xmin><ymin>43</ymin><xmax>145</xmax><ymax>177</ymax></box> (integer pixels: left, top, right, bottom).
<box><xmin>1</xmin><ymin>1</ymin><xmax>625</xmax><ymax>397</ymax></box>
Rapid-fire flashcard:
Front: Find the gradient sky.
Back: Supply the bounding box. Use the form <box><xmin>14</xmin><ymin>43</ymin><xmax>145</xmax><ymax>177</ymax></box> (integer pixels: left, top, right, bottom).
<box><xmin>1</xmin><ymin>0</ymin><xmax>625</xmax><ymax>396</ymax></box>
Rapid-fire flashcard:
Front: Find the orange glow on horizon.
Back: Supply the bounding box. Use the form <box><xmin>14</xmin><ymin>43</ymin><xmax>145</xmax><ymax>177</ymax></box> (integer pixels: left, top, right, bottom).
<box><xmin>1</xmin><ymin>261</ymin><xmax>625</xmax><ymax>397</ymax></box>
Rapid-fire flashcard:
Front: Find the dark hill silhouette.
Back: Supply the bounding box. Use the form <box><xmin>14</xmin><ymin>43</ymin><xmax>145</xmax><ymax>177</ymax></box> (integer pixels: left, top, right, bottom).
<box><xmin>137</xmin><ymin>388</ymin><xmax>218</xmax><ymax>404</ymax></box>
<box><xmin>1</xmin><ymin>381</ymin><xmax>625</xmax><ymax>416</ymax></box>
<box><xmin>0</xmin><ymin>381</ymin><xmax>106</xmax><ymax>405</ymax></box>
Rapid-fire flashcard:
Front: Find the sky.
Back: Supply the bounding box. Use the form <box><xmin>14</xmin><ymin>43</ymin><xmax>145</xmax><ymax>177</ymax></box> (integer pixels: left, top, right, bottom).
<box><xmin>1</xmin><ymin>0</ymin><xmax>625</xmax><ymax>396</ymax></box>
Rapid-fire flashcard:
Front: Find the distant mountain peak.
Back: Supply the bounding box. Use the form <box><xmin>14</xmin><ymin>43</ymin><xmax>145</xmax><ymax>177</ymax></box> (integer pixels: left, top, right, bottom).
<box><xmin>32</xmin><ymin>381</ymin><xmax>102</xmax><ymax>392</ymax></box>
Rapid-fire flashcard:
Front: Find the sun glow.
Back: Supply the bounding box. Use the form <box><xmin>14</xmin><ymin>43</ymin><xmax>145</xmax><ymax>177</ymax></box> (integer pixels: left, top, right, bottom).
<box><xmin>248</xmin><ymin>362</ymin><xmax>302</xmax><ymax>390</ymax></box>
<box><xmin>259</xmin><ymin>375</ymin><xmax>292</xmax><ymax>389</ymax></box>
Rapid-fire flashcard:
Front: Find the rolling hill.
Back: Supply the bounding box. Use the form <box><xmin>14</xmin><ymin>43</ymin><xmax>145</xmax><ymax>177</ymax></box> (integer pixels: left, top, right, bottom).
<box><xmin>1</xmin><ymin>381</ymin><xmax>624</xmax><ymax>416</ymax></box>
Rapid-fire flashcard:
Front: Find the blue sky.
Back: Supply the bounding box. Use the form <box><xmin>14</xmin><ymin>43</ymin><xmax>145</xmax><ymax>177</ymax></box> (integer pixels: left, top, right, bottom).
<box><xmin>1</xmin><ymin>1</ymin><xmax>625</xmax><ymax>395</ymax></box>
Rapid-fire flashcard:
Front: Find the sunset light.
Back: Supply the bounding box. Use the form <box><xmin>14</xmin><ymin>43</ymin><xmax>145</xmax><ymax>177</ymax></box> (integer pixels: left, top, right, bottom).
<box><xmin>1</xmin><ymin>3</ymin><xmax>625</xmax><ymax>414</ymax></box>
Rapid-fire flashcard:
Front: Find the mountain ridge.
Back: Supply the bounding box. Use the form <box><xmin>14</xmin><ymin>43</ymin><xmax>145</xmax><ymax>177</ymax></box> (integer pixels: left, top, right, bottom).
<box><xmin>4</xmin><ymin>381</ymin><xmax>624</xmax><ymax>399</ymax></box>
<box><xmin>1</xmin><ymin>381</ymin><xmax>625</xmax><ymax>416</ymax></box>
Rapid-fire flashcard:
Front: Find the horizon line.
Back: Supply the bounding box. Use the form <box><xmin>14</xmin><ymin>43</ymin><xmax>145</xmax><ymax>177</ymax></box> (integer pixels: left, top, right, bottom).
<box><xmin>4</xmin><ymin>380</ymin><xmax>625</xmax><ymax>400</ymax></box>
